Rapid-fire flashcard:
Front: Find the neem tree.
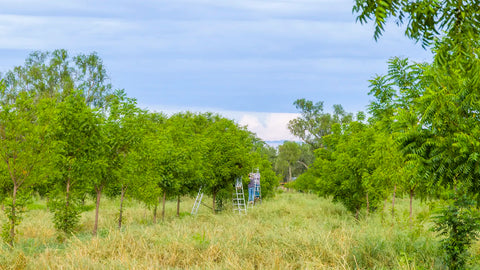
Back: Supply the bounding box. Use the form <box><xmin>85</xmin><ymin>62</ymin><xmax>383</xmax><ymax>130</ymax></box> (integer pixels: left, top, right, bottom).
<box><xmin>0</xmin><ymin>83</ymin><xmax>57</xmax><ymax>246</ymax></box>
<box><xmin>354</xmin><ymin>1</ymin><xmax>480</xmax><ymax>268</ymax></box>
<box><xmin>0</xmin><ymin>50</ymin><xmax>113</xmax><ymax>238</ymax></box>
<box><xmin>52</xmin><ymin>91</ymin><xmax>102</xmax><ymax>237</ymax></box>
<box><xmin>203</xmin><ymin>115</ymin><xmax>253</xmax><ymax>213</ymax></box>
<box><xmin>165</xmin><ymin>112</ymin><xmax>206</xmax><ymax>218</ymax></box>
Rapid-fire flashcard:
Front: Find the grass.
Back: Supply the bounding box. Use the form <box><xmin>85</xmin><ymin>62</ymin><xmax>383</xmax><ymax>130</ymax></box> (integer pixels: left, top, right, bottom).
<box><xmin>0</xmin><ymin>192</ymin><xmax>478</xmax><ymax>269</ymax></box>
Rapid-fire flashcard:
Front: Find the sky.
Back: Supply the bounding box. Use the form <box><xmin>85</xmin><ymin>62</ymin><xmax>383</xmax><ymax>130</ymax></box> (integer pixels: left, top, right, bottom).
<box><xmin>0</xmin><ymin>0</ymin><xmax>432</xmax><ymax>141</ymax></box>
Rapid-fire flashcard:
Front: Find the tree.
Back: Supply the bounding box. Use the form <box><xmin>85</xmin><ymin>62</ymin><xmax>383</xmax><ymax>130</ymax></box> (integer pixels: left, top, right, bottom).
<box><xmin>352</xmin><ymin>0</ymin><xmax>480</xmax><ymax>47</ymax></box>
<box><xmin>288</xmin><ymin>99</ymin><xmax>352</xmax><ymax>149</ymax></box>
<box><xmin>50</xmin><ymin>91</ymin><xmax>102</xmax><ymax>237</ymax></box>
<box><xmin>101</xmin><ymin>91</ymin><xmax>147</xmax><ymax>230</ymax></box>
<box><xmin>276</xmin><ymin>141</ymin><xmax>301</xmax><ymax>183</ymax></box>
<box><xmin>165</xmin><ymin>112</ymin><xmax>206</xmax><ymax>218</ymax></box>
<box><xmin>0</xmin><ymin>86</ymin><xmax>56</xmax><ymax>246</ymax></box>
<box><xmin>0</xmin><ymin>49</ymin><xmax>113</xmax><ymax>239</ymax></box>
<box><xmin>277</xmin><ymin>142</ymin><xmax>314</xmax><ymax>185</ymax></box>
<box><xmin>354</xmin><ymin>1</ymin><xmax>480</xmax><ymax>266</ymax></box>
<box><xmin>1</xmin><ymin>49</ymin><xmax>112</xmax><ymax>106</ymax></box>
<box><xmin>136</xmin><ymin>112</ymin><xmax>168</xmax><ymax>223</ymax></box>
<box><xmin>368</xmin><ymin>57</ymin><xmax>431</xmax><ymax>222</ymax></box>
<box><xmin>90</xmin><ymin>89</ymin><xmax>145</xmax><ymax>234</ymax></box>
<box><xmin>203</xmin><ymin>116</ymin><xmax>252</xmax><ymax>213</ymax></box>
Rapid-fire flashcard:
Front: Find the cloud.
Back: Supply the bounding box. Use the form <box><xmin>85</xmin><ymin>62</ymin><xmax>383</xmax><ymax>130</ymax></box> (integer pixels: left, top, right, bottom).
<box><xmin>142</xmin><ymin>104</ymin><xmax>299</xmax><ymax>141</ymax></box>
<box><xmin>0</xmin><ymin>0</ymin><xmax>432</xmax><ymax>115</ymax></box>
<box><xmin>238</xmin><ymin>112</ymin><xmax>300</xmax><ymax>141</ymax></box>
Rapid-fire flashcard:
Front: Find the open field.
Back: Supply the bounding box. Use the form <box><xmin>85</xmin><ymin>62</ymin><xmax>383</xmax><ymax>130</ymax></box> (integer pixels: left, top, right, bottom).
<box><xmin>0</xmin><ymin>192</ymin><xmax>479</xmax><ymax>269</ymax></box>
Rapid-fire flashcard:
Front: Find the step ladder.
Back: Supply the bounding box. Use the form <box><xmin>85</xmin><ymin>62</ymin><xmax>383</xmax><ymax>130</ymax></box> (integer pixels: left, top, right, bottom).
<box><xmin>191</xmin><ymin>186</ymin><xmax>204</xmax><ymax>215</ymax></box>
<box><xmin>233</xmin><ymin>178</ymin><xmax>247</xmax><ymax>214</ymax></box>
<box><xmin>248</xmin><ymin>169</ymin><xmax>262</xmax><ymax>208</ymax></box>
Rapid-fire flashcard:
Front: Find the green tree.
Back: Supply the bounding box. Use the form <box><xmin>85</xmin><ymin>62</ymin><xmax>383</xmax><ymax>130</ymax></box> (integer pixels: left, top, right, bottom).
<box><xmin>165</xmin><ymin>112</ymin><xmax>207</xmax><ymax>218</ymax></box>
<box><xmin>276</xmin><ymin>141</ymin><xmax>301</xmax><ymax>183</ymax></box>
<box><xmin>91</xmin><ymin>90</ymin><xmax>145</xmax><ymax>234</ymax></box>
<box><xmin>136</xmin><ymin>112</ymin><xmax>168</xmax><ymax>223</ymax></box>
<box><xmin>354</xmin><ymin>1</ymin><xmax>480</xmax><ymax>266</ymax></box>
<box><xmin>101</xmin><ymin>91</ymin><xmax>148</xmax><ymax>229</ymax></box>
<box><xmin>288</xmin><ymin>99</ymin><xmax>352</xmax><ymax>149</ymax></box>
<box><xmin>367</xmin><ymin>57</ymin><xmax>431</xmax><ymax>222</ymax></box>
<box><xmin>352</xmin><ymin>0</ymin><xmax>480</xmax><ymax>47</ymax></box>
<box><xmin>50</xmin><ymin>91</ymin><xmax>102</xmax><ymax>237</ymax></box>
<box><xmin>0</xmin><ymin>87</ymin><xmax>56</xmax><ymax>246</ymax></box>
<box><xmin>1</xmin><ymin>49</ymin><xmax>112</xmax><ymax>106</ymax></box>
<box><xmin>203</xmin><ymin>116</ymin><xmax>252</xmax><ymax>213</ymax></box>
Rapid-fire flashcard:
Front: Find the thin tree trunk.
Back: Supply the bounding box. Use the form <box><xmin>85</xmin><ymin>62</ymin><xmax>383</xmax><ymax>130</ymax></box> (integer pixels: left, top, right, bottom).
<box><xmin>409</xmin><ymin>188</ymin><xmax>414</xmax><ymax>228</ymax></box>
<box><xmin>81</xmin><ymin>194</ymin><xmax>86</xmax><ymax>206</ymax></box>
<box><xmin>288</xmin><ymin>165</ymin><xmax>292</xmax><ymax>182</ymax></box>
<box><xmin>1</xmin><ymin>203</ymin><xmax>4</xmax><ymax>211</ymax></box>
<box><xmin>366</xmin><ymin>192</ymin><xmax>370</xmax><ymax>216</ymax></box>
<box><xmin>153</xmin><ymin>201</ymin><xmax>158</xmax><ymax>224</ymax></box>
<box><xmin>161</xmin><ymin>190</ymin><xmax>166</xmax><ymax>222</ymax></box>
<box><xmin>66</xmin><ymin>177</ymin><xmax>71</xmax><ymax>207</ymax></box>
<box><xmin>297</xmin><ymin>160</ymin><xmax>309</xmax><ymax>169</ymax></box>
<box><xmin>46</xmin><ymin>196</ymin><xmax>50</xmax><ymax>211</ymax></box>
<box><xmin>381</xmin><ymin>198</ymin><xmax>387</xmax><ymax>222</ymax></box>
<box><xmin>355</xmin><ymin>206</ymin><xmax>360</xmax><ymax>220</ymax></box>
<box><xmin>118</xmin><ymin>185</ymin><xmax>127</xmax><ymax>230</ymax></box>
<box><xmin>93</xmin><ymin>185</ymin><xmax>103</xmax><ymax>236</ymax></box>
<box><xmin>212</xmin><ymin>190</ymin><xmax>217</xmax><ymax>214</ymax></box>
<box><xmin>177</xmin><ymin>195</ymin><xmax>180</xmax><ymax>217</ymax></box>
<box><xmin>9</xmin><ymin>184</ymin><xmax>18</xmax><ymax>247</ymax></box>
<box><xmin>392</xmin><ymin>184</ymin><xmax>397</xmax><ymax>219</ymax></box>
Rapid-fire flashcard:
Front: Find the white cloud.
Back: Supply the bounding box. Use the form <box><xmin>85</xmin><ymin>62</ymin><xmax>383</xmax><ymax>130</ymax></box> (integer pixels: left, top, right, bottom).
<box><xmin>141</xmin><ymin>104</ymin><xmax>299</xmax><ymax>141</ymax></box>
<box><xmin>238</xmin><ymin>112</ymin><xmax>299</xmax><ymax>141</ymax></box>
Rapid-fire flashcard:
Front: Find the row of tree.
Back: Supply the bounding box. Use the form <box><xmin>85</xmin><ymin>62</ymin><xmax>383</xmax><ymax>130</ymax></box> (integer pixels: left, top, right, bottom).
<box><xmin>289</xmin><ymin>1</ymin><xmax>480</xmax><ymax>268</ymax></box>
<box><xmin>0</xmin><ymin>50</ymin><xmax>279</xmax><ymax>246</ymax></box>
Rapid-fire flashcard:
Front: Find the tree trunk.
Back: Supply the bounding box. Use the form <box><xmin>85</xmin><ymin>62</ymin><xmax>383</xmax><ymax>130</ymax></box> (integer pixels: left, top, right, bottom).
<box><xmin>212</xmin><ymin>190</ymin><xmax>217</xmax><ymax>214</ymax></box>
<box><xmin>409</xmin><ymin>188</ymin><xmax>414</xmax><ymax>227</ymax></box>
<box><xmin>392</xmin><ymin>184</ymin><xmax>397</xmax><ymax>219</ymax></box>
<box><xmin>177</xmin><ymin>195</ymin><xmax>180</xmax><ymax>217</ymax></box>
<box><xmin>9</xmin><ymin>184</ymin><xmax>18</xmax><ymax>247</ymax></box>
<box><xmin>288</xmin><ymin>165</ymin><xmax>292</xmax><ymax>182</ymax></box>
<box><xmin>118</xmin><ymin>185</ymin><xmax>127</xmax><ymax>230</ymax></box>
<box><xmin>93</xmin><ymin>185</ymin><xmax>103</xmax><ymax>236</ymax></box>
<box><xmin>153</xmin><ymin>201</ymin><xmax>158</xmax><ymax>224</ymax></box>
<box><xmin>381</xmin><ymin>198</ymin><xmax>387</xmax><ymax>222</ymax></box>
<box><xmin>366</xmin><ymin>192</ymin><xmax>370</xmax><ymax>216</ymax></box>
<box><xmin>66</xmin><ymin>177</ymin><xmax>71</xmax><ymax>207</ymax></box>
<box><xmin>355</xmin><ymin>206</ymin><xmax>360</xmax><ymax>220</ymax></box>
<box><xmin>161</xmin><ymin>190</ymin><xmax>166</xmax><ymax>222</ymax></box>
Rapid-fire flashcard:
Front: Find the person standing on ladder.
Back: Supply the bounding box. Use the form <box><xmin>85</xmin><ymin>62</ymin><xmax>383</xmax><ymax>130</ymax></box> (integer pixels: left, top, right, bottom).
<box><xmin>248</xmin><ymin>173</ymin><xmax>255</xmax><ymax>203</ymax></box>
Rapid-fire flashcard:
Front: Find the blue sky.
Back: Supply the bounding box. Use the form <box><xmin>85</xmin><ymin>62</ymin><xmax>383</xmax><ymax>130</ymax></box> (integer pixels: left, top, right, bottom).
<box><xmin>0</xmin><ymin>0</ymin><xmax>432</xmax><ymax>141</ymax></box>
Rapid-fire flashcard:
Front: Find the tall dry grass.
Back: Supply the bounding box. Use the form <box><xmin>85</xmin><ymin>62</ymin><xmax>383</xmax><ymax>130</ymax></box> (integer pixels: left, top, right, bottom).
<box><xmin>0</xmin><ymin>192</ymin><xmax>478</xmax><ymax>269</ymax></box>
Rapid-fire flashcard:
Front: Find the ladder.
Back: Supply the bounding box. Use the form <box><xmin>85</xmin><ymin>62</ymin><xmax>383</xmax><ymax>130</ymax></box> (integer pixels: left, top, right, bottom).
<box><xmin>233</xmin><ymin>178</ymin><xmax>247</xmax><ymax>214</ymax></box>
<box><xmin>191</xmin><ymin>186</ymin><xmax>204</xmax><ymax>215</ymax></box>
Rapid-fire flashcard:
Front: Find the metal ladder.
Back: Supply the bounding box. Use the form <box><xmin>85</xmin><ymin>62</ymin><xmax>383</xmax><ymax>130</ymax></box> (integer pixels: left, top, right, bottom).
<box><xmin>233</xmin><ymin>178</ymin><xmax>247</xmax><ymax>214</ymax></box>
<box><xmin>191</xmin><ymin>186</ymin><xmax>204</xmax><ymax>215</ymax></box>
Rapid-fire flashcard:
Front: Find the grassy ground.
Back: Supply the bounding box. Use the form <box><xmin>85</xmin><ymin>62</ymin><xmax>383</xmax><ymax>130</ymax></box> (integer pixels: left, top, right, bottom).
<box><xmin>0</xmin><ymin>191</ymin><xmax>479</xmax><ymax>269</ymax></box>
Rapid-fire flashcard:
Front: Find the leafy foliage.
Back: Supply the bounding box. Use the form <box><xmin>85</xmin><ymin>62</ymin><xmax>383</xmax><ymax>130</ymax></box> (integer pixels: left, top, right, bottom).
<box><xmin>433</xmin><ymin>189</ymin><xmax>480</xmax><ymax>270</ymax></box>
<box><xmin>288</xmin><ymin>99</ymin><xmax>352</xmax><ymax>149</ymax></box>
<box><xmin>352</xmin><ymin>0</ymin><xmax>480</xmax><ymax>47</ymax></box>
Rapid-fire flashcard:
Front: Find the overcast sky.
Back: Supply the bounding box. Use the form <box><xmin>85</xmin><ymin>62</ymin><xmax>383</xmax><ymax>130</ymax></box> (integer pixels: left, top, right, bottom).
<box><xmin>0</xmin><ymin>0</ymin><xmax>432</xmax><ymax>141</ymax></box>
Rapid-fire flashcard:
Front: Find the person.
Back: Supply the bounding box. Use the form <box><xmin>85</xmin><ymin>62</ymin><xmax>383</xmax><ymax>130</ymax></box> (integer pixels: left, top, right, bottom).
<box><xmin>248</xmin><ymin>173</ymin><xmax>255</xmax><ymax>202</ymax></box>
<box><xmin>254</xmin><ymin>172</ymin><xmax>260</xmax><ymax>198</ymax></box>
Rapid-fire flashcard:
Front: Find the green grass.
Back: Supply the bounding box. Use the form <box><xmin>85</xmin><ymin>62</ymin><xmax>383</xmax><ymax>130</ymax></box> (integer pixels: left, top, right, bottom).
<box><xmin>0</xmin><ymin>192</ymin><xmax>478</xmax><ymax>269</ymax></box>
